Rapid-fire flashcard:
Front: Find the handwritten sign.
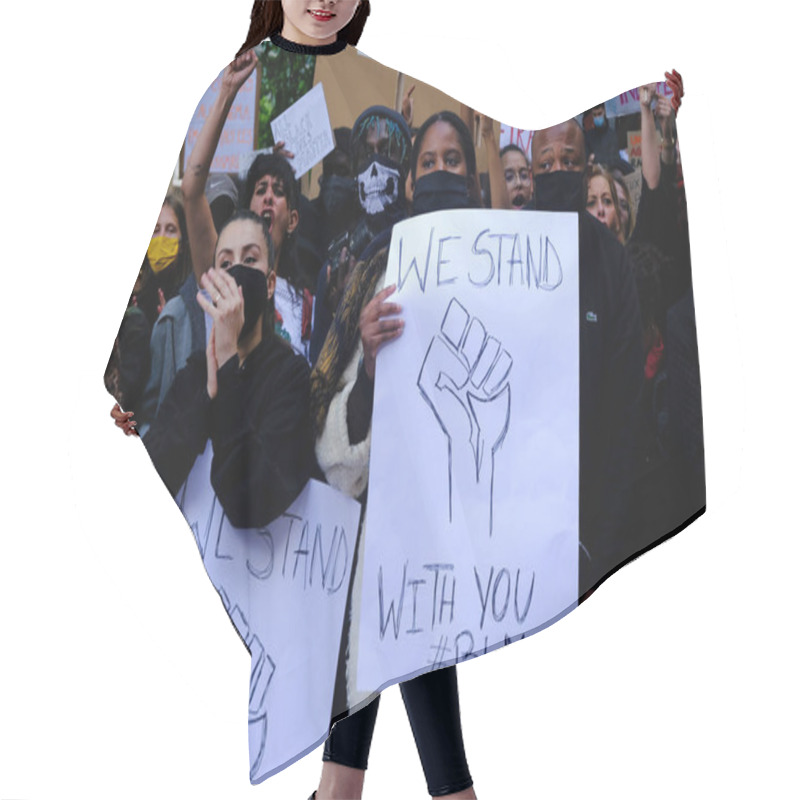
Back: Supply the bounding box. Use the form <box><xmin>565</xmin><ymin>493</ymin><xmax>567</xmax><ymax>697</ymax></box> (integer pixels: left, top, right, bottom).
<box><xmin>623</xmin><ymin>167</ymin><xmax>643</xmax><ymax>216</ymax></box>
<box><xmin>627</xmin><ymin>130</ymin><xmax>643</xmax><ymax>168</ymax></box>
<box><xmin>183</xmin><ymin>68</ymin><xmax>257</xmax><ymax>174</ymax></box>
<box><xmin>499</xmin><ymin>125</ymin><xmax>535</xmax><ymax>159</ymax></box>
<box><xmin>356</xmin><ymin>209</ymin><xmax>580</xmax><ymax>693</ymax></box>
<box><xmin>608</xmin><ymin>81</ymin><xmax>673</xmax><ymax>118</ymax></box>
<box><xmin>176</xmin><ymin>443</ymin><xmax>361</xmax><ymax>783</ymax></box>
<box><xmin>270</xmin><ymin>82</ymin><xmax>335</xmax><ymax>178</ymax></box>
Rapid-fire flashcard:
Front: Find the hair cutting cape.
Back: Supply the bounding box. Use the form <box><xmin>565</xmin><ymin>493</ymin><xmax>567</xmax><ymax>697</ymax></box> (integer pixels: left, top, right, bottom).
<box><xmin>104</xmin><ymin>32</ymin><xmax>705</xmax><ymax>784</ymax></box>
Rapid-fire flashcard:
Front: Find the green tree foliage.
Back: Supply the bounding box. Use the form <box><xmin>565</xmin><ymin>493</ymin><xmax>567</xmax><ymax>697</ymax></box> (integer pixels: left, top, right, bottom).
<box><xmin>256</xmin><ymin>45</ymin><xmax>316</xmax><ymax>150</ymax></box>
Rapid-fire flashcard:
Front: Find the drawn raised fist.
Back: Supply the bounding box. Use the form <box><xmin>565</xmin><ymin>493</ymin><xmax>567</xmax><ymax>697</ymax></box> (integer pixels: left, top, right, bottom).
<box><xmin>418</xmin><ymin>298</ymin><xmax>512</xmax><ymax>535</ymax></box>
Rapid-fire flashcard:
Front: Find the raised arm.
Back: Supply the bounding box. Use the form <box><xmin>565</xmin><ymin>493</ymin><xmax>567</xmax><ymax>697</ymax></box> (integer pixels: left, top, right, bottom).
<box><xmin>659</xmin><ymin>69</ymin><xmax>684</xmax><ymax>168</ymax></box>
<box><xmin>639</xmin><ymin>83</ymin><xmax>661</xmax><ymax>191</ymax></box>
<box><xmin>640</xmin><ymin>71</ymin><xmax>685</xmax><ymax>191</ymax></box>
<box><xmin>182</xmin><ymin>51</ymin><xmax>259</xmax><ymax>283</ymax></box>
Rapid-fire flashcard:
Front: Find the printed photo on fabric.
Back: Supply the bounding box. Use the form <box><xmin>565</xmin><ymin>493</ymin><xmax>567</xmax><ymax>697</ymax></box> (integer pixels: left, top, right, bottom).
<box><xmin>104</xmin><ymin>33</ymin><xmax>705</xmax><ymax>784</ymax></box>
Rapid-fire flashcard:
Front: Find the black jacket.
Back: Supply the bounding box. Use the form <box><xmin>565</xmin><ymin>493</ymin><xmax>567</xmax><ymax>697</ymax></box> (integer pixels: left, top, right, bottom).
<box><xmin>577</xmin><ymin>211</ymin><xmax>644</xmax><ymax>596</ymax></box>
<box><xmin>143</xmin><ymin>334</ymin><xmax>313</xmax><ymax>529</ymax></box>
<box><xmin>631</xmin><ymin>163</ymin><xmax>693</xmax><ymax>308</ymax></box>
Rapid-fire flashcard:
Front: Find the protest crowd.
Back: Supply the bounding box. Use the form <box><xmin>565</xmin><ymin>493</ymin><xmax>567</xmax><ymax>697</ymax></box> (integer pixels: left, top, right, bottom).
<box><xmin>105</xmin><ymin>20</ymin><xmax>704</xmax><ymax>795</ymax></box>
<box><xmin>107</xmin><ymin>47</ymin><xmax>701</xmax><ymax>596</ymax></box>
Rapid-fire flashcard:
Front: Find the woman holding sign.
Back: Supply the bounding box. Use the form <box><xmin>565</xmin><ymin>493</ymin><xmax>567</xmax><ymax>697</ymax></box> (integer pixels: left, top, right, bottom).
<box><xmin>310</xmin><ymin>109</ymin><xmax>483</xmax><ymax>800</ymax></box>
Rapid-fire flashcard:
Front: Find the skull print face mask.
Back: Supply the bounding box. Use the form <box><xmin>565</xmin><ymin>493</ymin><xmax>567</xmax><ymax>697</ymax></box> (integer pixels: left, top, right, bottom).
<box><xmin>350</xmin><ymin>106</ymin><xmax>412</xmax><ymax>219</ymax></box>
<box><xmin>356</xmin><ymin>153</ymin><xmax>402</xmax><ymax>215</ymax></box>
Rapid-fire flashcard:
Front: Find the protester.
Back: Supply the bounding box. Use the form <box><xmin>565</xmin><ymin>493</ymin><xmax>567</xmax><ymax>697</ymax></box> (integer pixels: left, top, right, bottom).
<box><xmin>500</xmin><ymin>143</ymin><xmax>533</xmax><ymax>209</ymax></box>
<box><xmin>133</xmin><ymin>190</ymin><xmax>192</xmax><ymax>329</ymax></box>
<box><xmin>181</xmin><ymin>47</ymin><xmax>312</xmax><ymax>361</ymax></box>
<box><xmin>526</xmin><ymin>118</ymin><xmax>644</xmax><ymax>597</ymax></box>
<box><xmin>630</xmin><ymin>77</ymin><xmax>691</xmax><ymax>307</ymax></box>
<box><xmin>310</xmin><ymin>107</ymin><xmax>481</xmax><ymax>800</ymax></box>
<box><xmin>411</xmin><ymin>110</ymin><xmax>482</xmax><ymax>209</ymax></box>
<box><xmin>248</xmin><ymin>152</ymin><xmax>315</xmax><ymax>358</ymax></box>
<box><xmin>105</xmin><ymin>189</ymin><xmax>191</xmax><ymax>424</ymax></box>
<box><xmin>310</xmin><ymin>105</ymin><xmax>413</xmax><ymax>366</ymax></box>
<box><xmin>137</xmin><ymin>209</ymin><xmax>312</xmax><ymax>527</ymax></box>
<box><xmin>135</xmin><ymin>50</ymin><xmax>313</xmax><ymax>434</ymax></box>
<box><xmin>584</xmin><ymin>102</ymin><xmax>620</xmax><ymax>165</ymax></box>
<box><xmin>311</xmin><ymin>126</ymin><xmax>361</xmax><ymax>253</ymax></box>
<box><xmin>586</xmin><ymin>163</ymin><xmax>624</xmax><ymax>243</ymax></box>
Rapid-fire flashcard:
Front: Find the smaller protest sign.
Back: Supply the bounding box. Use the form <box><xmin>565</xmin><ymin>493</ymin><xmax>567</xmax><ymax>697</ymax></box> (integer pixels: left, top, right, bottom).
<box><xmin>627</xmin><ymin>130</ymin><xmax>643</xmax><ymax>168</ymax></box>
<box><xmin>623</xmin><ymin>168</ymin><xmax>643</xmax><ymax>216</ymax></box>
<box><xmin>499</xmin><ymin>125</ymin><xmax>536</xmax><ymax>160</ymax></box>
<box><xmin>270</xmin><ymin>82</ymin><xmax>335</xmax><ymax>178</ymax></box>
<box><xmin>177</xmin><ymin>446</ymin><xmax>361</xmax><ymax>784</ymax></box>
<box><xmin>183</xmin><ymin>70</ymin><xmax>258</xmax><ymax>174</ymax></box>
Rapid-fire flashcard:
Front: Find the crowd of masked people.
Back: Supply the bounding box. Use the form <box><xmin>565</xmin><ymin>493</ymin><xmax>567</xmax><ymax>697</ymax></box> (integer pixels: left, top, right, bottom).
<box><xmin>108</xmin><ymin>60</ymin><xmax>703</xmax><ymax>601</ymax></box>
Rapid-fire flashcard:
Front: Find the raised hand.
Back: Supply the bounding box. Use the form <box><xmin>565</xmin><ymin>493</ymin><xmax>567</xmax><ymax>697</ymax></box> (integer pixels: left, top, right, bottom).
<box><xmin>110</xmin><ymin>402</ymin><xmax>138</xmax><ymax>436</ymax></box>
<box><xmin>196</xmin><ymin>267</ymin><xmax>245</xmax><ymax>385</ymax></box>
<box><xmin>221</xmin><ymin>50</ymin><xmax>258</xmax><ymax>97</ymax></box>
<box><xmin>272</xmin><ymin>139</ymin><xmax>295</xmax><ymax>162</ymax></box>
<box><xmin>639</xmin><ymin>82</ymin><xmax>659</xmax><ymax>110</ymax></box>
<box><xmin>359</xmin><ymin>284</ymin><xmax>404</xmax><ymax>381</ymax></box>
<box><xmin>655</xmin><ymin>94</ymin><xmax>674</xmax><ymax>122</ymax></box>
<box><xmin>417</xmin><ymin>299</ymin><xmax>512</xmax><ymax>535</ymax></box>
<box><xmin>665</xmin><ymin>69</ymin><xmax>684</xmax><ymax>115</ymax></box>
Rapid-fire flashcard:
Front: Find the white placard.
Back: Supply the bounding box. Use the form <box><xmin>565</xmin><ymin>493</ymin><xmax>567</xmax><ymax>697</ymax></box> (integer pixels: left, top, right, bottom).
<box><xmin>183</xmin><ymin>68</ymin><xmax>257</xmax><ymax>174</ymax></box>
<box><xmin>357</xmin><ymin>209</ymin><xmax>580</xmax><ymax>691</ymax></box>
<box><xmin>176</xmin><ymin>443</ymin><xmax>361</xmax><ymax>783</ymax></box>
<box><xmin>270</xmin><ymin>82</ymin><xmax>335</xmax><ymax>178</ymax></box>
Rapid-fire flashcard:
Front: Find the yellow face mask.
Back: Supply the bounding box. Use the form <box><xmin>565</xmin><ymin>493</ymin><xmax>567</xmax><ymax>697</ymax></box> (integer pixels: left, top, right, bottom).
<box><xmin>147</xmin><ymin>236</ymin><xmax>180</xmax><ymax>273</ymax></box>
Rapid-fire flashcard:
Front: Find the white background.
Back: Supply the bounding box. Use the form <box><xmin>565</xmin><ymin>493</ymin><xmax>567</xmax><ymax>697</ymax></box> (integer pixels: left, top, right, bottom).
<box><xmin>0</xmin><ymin>1</ymin><xmax>796</xmax><ymax>798</ymax></box>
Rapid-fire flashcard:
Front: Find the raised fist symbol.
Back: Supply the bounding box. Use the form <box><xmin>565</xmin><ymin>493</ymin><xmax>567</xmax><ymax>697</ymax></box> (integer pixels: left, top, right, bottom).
<box><xmin>417</xmin><ymin>298</ymin><xmax>512</xmax><ymax>535</ymax></box>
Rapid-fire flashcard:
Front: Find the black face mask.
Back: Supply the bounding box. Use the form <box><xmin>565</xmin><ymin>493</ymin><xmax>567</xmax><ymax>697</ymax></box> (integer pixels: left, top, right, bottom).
<box><xmin>319</xmin><ymin>174</ymin><xmax>358</xmax><ymax>219</ymax></box>
<box><xmin>226</xmin><ymin>264</ymin><xmax>268</xmax><ymax>341</ymax></box>
<box><xmin>533</xmin><ymin>170</ymin><xmax>585</xmax><ymax>213</ymax></box>
<box><xmin>412</xmin><ymin>170</ymin><xmax>474</xmax><ymax>215</ymax></box>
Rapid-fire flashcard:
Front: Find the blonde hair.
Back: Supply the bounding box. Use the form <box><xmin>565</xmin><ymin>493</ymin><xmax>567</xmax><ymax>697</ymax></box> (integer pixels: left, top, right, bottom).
<box><xmin>586</xmin><ymin>164</ymin><xmax>624</xmax><ymax>243</ymax></box>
